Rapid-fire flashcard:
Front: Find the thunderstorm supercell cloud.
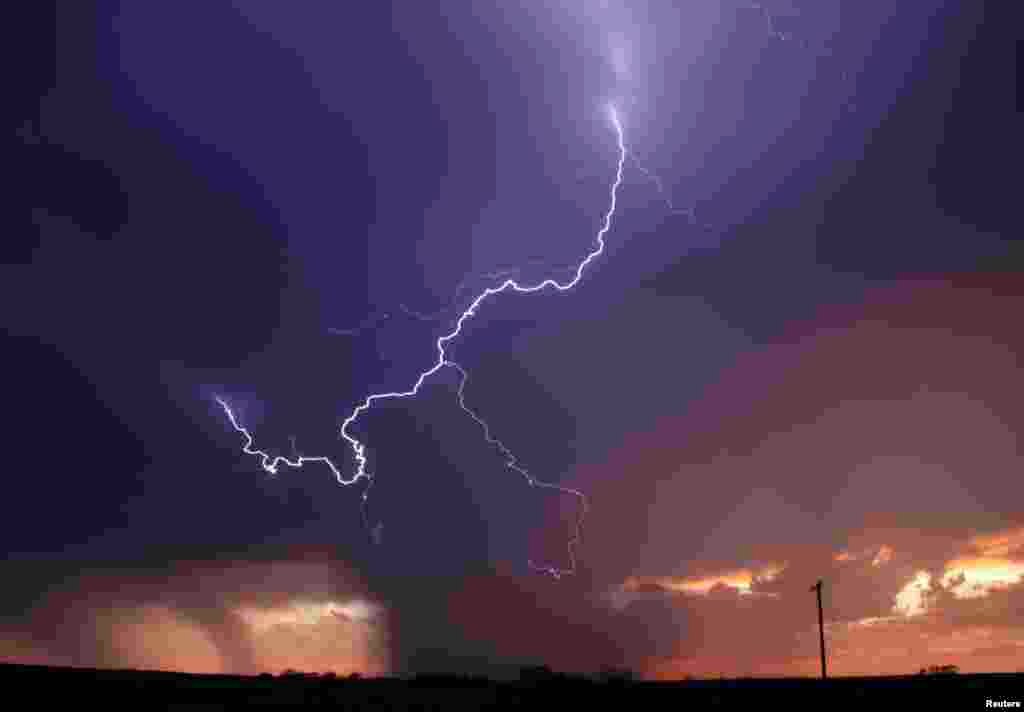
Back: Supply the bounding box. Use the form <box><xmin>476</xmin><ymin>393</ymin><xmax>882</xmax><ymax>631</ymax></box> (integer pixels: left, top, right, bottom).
<box><xmin>6</xmin><ymin>0</ymin><xmax>1021</xmax><ymax>679</ymax></box>
<box><xmin>214</xmin><ymin>102</ymin><xmax>625</xmax><ymax>577</ymax></box>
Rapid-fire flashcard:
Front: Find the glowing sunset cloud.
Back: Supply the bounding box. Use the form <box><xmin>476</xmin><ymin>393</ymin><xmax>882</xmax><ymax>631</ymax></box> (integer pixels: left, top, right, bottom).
<box><xmin>893</xmin><ymin>571</ymin><xmax>932</xmax><ymax>617</ymax></box>
<box><xmin>941</xmin><ymin>557</ymin><xmax>1024</xmax><ymax>600</ymax></box>
<box><xmin>968</xmin><ymin>527</ymin><xmax>1024</xmax><ymax>558</ymax></box>
<box><xmin>872</xmin><ymin>545</ymin><xmax>894</xmax><ymax>567</ymax></box>
<box><xmin>0</xmin><ymin>557</ymin><xmax>390</xmax><ymax>677</ymax></box>
<box><xmin>106</xmin><ymin>605</ymin><xmax>225</xmax><ymax>674</ymax></box>
<box><xmin>935</xmin><ymin>525</ymin><xmax>1024</xmax><ymax>598</ymax></box>
<box><xmin>834</xmin><ymin>545</ymin><xmax>894</xmax><ymax>566</ymax></box>
<box><xmin>623</xmin><ymin>563</ymin><xmax>785</xmax><ymax>597</ymax></box>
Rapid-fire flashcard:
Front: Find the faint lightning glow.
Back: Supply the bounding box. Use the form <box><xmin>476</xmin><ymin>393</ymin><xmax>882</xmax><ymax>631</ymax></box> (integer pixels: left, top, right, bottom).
<box><xmin>628</xmin><ymin>152</ymin><xmax>720</xmax><ymax>234</ymax></box>
<box><xmin>216</xmin><ymin>103</ymin><xmax>627</xmax><ymax>577</ymax></box>
<box><xmin>327</xmin><ymin>312</ymin><xmax>391</xmax><ymax>337</ymax></box>
<box><xmin>235</xmin><ymin>600</ymin><xmax>380</xmax><ymax>633</ymax></box>
<box><xmin>630</xmin><ymin>154</ymin><xmax>697</xmax><ymax>222</ymax></box>
<box><xmin>232</xmin><ymin>598</ymin><xmax>387</xmax><ymax>676</ymax></box>
<box><xmin>743</xmin><ymin>1</ymin><xmax>804</xmax><ymax>46</ymax></box>
<box><xmin>607</xmin><ymin>30</ymin><xmax>631</xmax><ymax>82</ymax></box>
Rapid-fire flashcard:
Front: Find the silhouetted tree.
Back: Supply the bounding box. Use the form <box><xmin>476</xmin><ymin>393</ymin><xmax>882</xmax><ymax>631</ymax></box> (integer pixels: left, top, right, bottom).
<box><xmin>519</xmin><ymin>665</ymin><xmax>555</xmax><ymax>683</ymax></box>
<box><xmin>920</xmin><ymin>664</ymin><xmax>959</xmax><ymax>675</ymax></box>
<box><xmin>598</xmin><ymin>666</ymin><xmax>636</xmax><ymax>683</ymax></box>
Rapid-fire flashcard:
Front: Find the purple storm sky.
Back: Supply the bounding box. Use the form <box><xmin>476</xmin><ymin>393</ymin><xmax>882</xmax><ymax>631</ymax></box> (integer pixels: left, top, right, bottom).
<box><xmin>4</xmin><ymin>0</ymin><xmax>1021</xmax><ymax>678</ymax></box>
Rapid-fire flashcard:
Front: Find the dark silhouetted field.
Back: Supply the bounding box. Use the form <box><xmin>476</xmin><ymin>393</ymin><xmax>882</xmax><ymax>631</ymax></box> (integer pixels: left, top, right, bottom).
<box><xmin>1</xmin><ymin>663</ymin><xmax>1021</xmax><ymax>709</ymax></box>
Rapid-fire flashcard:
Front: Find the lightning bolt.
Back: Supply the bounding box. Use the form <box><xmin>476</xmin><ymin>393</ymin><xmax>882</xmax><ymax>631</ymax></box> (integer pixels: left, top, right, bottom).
<box><xmin>324</xmin><ymin>263</ymin><xmax>577</xmax><ymax>341</ymax></box>
<box><xmin>216</xmin><ymin>103</ymin><xmax>626</xmax><ymax>577</ymax></box>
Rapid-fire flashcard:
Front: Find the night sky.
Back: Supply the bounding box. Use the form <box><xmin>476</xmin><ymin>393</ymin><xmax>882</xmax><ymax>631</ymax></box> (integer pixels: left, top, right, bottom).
<box><xmin>4</xmin><ymin>1</ymin><xmax>1021</xmax><ymax>677</ymax></box>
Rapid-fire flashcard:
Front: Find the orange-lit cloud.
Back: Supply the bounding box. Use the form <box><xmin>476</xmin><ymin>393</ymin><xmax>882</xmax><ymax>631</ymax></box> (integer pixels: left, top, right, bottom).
<box><xmin>940</xmin><ymin>557</ymin><xmax>1024</xmax><ymax>600</ymax></box>
<box><xmin>872</xmin><ymin>545</ymin><xmax>894</xmax><ymax>567</ymax></box>
<box><xmin>893</xmin><ymin>571</ymin><xmax>932</xmax><ymax>617</ymax></box>
<box><xmin>622</xmin><ymin>563</ymin><xmax>785</xmax><ymax>597</ymax></box>
<box><xmin>820</xmin><ymin>617</ymin><xmax>1024</xmax><ymax>676</ymax></box>
<box><xmin>629</xmin><ymin>523</ymin><xmax>1024</xmax><ymax>679</ymax></box>
<box><xmin>234</xmin><ymin>599</ymin><xmax>387</xmax><ymax>676</ymax></box>
<box><xmin>969</xmin><ymin>527</ymin><xmax>1024</xmax><ymax>558</ymax></box>
<box><xmin>103</xmin><ymin>604</ymin><xmax>226</xmax><ymax>674</ymax></box>
<box><xmin>834</xmin><ymin>544</ymin><xmax>894</xmax><ymax>567</ymax></box>
<box><xmin>558</xmin><ymin>279</ymin><xmax>1024</xmax><ymax>679</ymax></box>
<box><xmin>882</xmin><ymin>525</ymin><xmax>1024</xmax><ymax>620</ymax></box>
<box><xmin>0</xmin><ymin>555</ymin><xmax>389</xmax><ymax>676</ymax></box>
<box><xmin>0</xmin><ymin>635</ymin><xmax>68</xmax><ymax>668</ymax></box>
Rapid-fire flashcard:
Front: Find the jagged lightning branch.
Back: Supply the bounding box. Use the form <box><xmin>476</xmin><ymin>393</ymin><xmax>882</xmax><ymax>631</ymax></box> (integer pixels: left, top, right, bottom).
<box><xmin>449</xmin><ymin>362</ymin><xmax>588</xmax><ymax>578</ymax></box>
<box><xmin>325</xmin><ymin>261</ymin><xmax>579</xmax><ymax>337</ymax></box>
<box><xmin>216</xmin><ymin>103</ymin><xmax>626</xmax><ymax>576</ymax></box>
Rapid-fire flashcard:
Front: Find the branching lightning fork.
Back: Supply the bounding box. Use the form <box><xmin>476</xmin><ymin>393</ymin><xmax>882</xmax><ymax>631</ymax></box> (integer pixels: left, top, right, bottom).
<box><xmin>216</xmin><ymin>104</ymin><xmax>626</xmax><ymax>577</ymax></box>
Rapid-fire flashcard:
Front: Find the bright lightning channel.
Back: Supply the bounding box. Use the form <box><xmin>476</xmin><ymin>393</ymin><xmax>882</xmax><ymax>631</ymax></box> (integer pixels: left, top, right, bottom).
<box><xmin>216</xmin><ymin>103</ymin><xmax>626</xmax><ymax>577</ymax></box>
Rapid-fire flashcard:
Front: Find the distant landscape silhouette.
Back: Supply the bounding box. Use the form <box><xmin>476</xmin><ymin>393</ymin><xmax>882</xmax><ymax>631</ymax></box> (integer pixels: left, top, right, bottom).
<box><xmin>1</xmin><ymin>662</ymin><xmax>1020</xmax><ymax>709</ymax></box>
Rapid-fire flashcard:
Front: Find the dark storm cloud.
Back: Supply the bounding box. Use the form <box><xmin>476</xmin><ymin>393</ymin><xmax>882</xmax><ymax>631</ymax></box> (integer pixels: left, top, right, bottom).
<box><xmin>6</xmin><ymin>0</ymin><xmax>1019</xmax><ymax>680</ymax></box>
<box><xmin>380</xmin><ymin>567</ymin><xmax>689</xmax><ymax>677</ymax></box>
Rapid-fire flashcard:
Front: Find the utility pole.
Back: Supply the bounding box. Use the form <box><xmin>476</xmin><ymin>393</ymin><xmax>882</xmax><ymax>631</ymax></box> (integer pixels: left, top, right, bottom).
<box><xmin>810</xmin><ymin>579</ymin><xmax>827</xmax><ymax>679</ymax></box>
